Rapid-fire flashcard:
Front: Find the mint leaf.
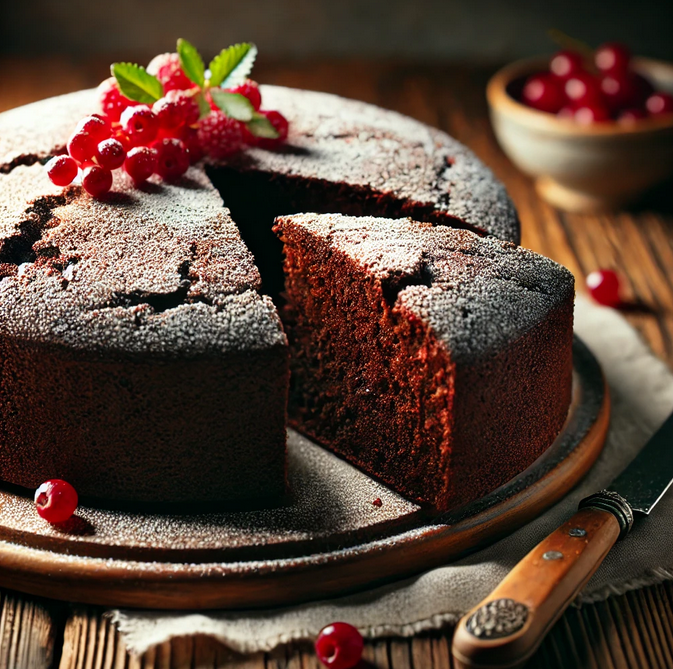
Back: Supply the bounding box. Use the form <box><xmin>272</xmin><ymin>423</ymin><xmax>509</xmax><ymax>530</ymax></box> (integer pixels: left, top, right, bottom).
<box><xmin>210</xmin><ymin>89</ymin><xmax>255</xmax><ymax>122</ymax></box>
<box><xmin>177</xmin><ymin>38</ymin><xmax>205</xmax><ymax>88</ymax></box>
<box><xmin>208</xmin><ymin>43</ymin><xmax>257</xmax><ymax>89</ymax></box>
<box><xmin>194</xmin><ymin>91</ymin><xmax>211</xmax><ymax>120</ymax></box>
<box><xmin>111</xmin><ymin>63</ymin><xmax>163</xmax><ymax>104</ymax></box>
<box><xmin>246</xmin><ymin>112</ymin><xmax>280</xmax><ymax>139</ymax></box>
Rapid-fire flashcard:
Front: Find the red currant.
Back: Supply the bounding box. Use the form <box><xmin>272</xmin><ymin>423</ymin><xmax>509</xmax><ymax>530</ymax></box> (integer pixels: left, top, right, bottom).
<box><xmin>564</xmin><ymin>71</ymin><xmax>603</xmax><ymax>107</ymax></box>
<box><xmin>227</xmin><ymin>80</ymin><xmax>262</xmax><ymax>111</ymax></box>
<box><xmin>154</xmin><ymin>138</ymin><xmax>190</xmax><ymax>181</ymax></box>
<box><xmin>574</xmin><ymin>103</ymin><xmax>612</xmax><ymax>125</ymax></box>
<box><xmin>98</xmin><ymin>77</ymin><xmax>134</xmax><ymax>123</ymax></box>
<box><xmin>45</xmin><ymin>155</ymin><xmax>78</xmax><ymax>187</ymax></box>
<box><xmin>618</xmin><ymin>107</ymin><xmax>647</xmax><ymax>124</ymax></box>
<box><xmin>600</xmin><ymin>73</ymin><xmax>642</xmax><ymax>113</ymax></box>
<box><xmin>153</xmin><ymin>90</ymin><xmax>199</xmax><ymax>131</ymax></box>
<box><xmin>646</xmin><ymin>92</ymin><xmax>673</xmax><ymax>117</ymax></box>
<box><xmin>550</xmin><ymin>51</ymin><xmax>584</xmax><ymax>79</ymax></box>
<box><xmin>595</xmin><ymin>42</ymin><xmax>631</xmax><ymax>75</ymax></box>
<box><xmin>120</xmin><ymin>106</ymin><xmax>160</xmax><ymax>146</ymax></box>
<box><xmin>75</xmin><ymin>114</ymin><xmax>111</xmax><ymax>142</ymax></box>
<box><xmin>587</xmin><ymin>269</ymin><xmax>621</xmax><ymax>307</ymax></box>
<box><xmin>315</xmin><ymin>623</ymin><xmax>363</xmax><ymax>669</ymax></box>
<box><xmin>34</xmin><ymin>479</ymin><xmax>78</xmax><ymax>524</ymax></box>
<box><xmin>180</xmin><ymin>126</ymin><xmax>204</xmax><ymax>163</ymax></box>
<box><xmin>67</xmin><ymin>131</ymin><xmax>98</xmax><ymax>164</ymax></box>
<box><xmin>125</xmin><ymin>146</ymin><xmax>157</xmax><ymax>184</ymax></box>
<box><xmin>95</xmin><ymin>138</ymin><xmax>126</xmax><ymax>170</ymax></box>
<box><xmin>521</xmin><ymin>74</ymin><xmax>565</xmax><ymax>114</ymax></box>
<box><xmin>81</xmin><ymin>165</ymin><xmax>113</xmax><ymax>198</ymax></box>
<box><xmin>255</xmin><ymin>110</ymin><xmax>290</xmax><ymax>149</ymax></box>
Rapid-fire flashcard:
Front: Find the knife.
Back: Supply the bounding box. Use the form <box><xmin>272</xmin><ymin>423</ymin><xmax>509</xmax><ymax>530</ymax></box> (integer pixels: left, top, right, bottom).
<box><xmin>451</xmin><ymin>410</ymin><xmax>673</xmax><ymax>669</ymax></box>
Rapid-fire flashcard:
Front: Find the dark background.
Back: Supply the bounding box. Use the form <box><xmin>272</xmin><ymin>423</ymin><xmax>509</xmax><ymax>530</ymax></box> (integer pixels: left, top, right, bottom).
<box><xmin>2</xmin><ymin>0</ymin><xmax>672</xmax><ymax>65</ymax></box>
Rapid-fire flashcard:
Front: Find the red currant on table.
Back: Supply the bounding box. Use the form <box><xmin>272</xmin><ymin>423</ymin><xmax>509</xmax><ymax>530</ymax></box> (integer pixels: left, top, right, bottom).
<box><xmin>550</xmin><ymin>51</ymin><xmax>584</xmax><ymax>79</ymax></box>
<box><xmin>256</xmin><ymin>110</ymin><xmax>290</xmax><ymax>149</ymax></box>
<box><xmin>125</xmin><ymin>146</ymin><xmax>158</xmax><ymax>184</ymax></box>
<box><xmin>67</xmin><ymin>131</ymin><xmax>98</xmax><ymax>164</ymax></box>
<box><xmin>595</xmin><ymin>42</ymin><xmax>631</xmax><ymax>74</ymax></box>
<box><xmin>227</xmin><ymin>79</ymin><xmax>262</xmax><ymax>111</ymax></box>
<box><xmin>46</xmin><ymin>155</ymin><xmax>78</xmax><ymax>187</ymax></box>
<box><xmin>82</xmin><ymin>165</ymin><xmax>113</xmax><ymax>198</ymax></box>
<box><xmin>146</xmin><ymin>52</ymin><xmax>194</xmax><ymax>93</ymax></box>
<box><xmin>646</xmin><ymin>92</ymin><xmax>673</xmax><ymax>116</ymax></box>
<box><xmin>95</xmin><ymin>138</ymin><xmax>126</xmax><ymax>170</ymax></box>
<box><xmin>521</xmin><ymin>74</ymin><xmax>565</xmax><ymax>113</ymax></box>
<box><xmin>154</xmin><ymin>138</ymin><xmax>190</xmax><ymax>180</ymax></box>
<box><xmin>315</xmin><ymin>623</ymin><xmax>364</xmax><ymax>669</ymax></box>
<box><xmin>98</xmin><ymin>77</ymin><xmax>133</xmax><ymax>123</ymax></box>
<box><xmin>34</xmin><ymin>479</ymin><xmax>78</xmax><ymax>524</ymax></box>
<box><xmin>587</xmin><ymin>269</ymin><xmax>621</xmax><ymax>307</ymax></box>
<box><xmin>120</xmin><ymin>106</ymin><xmax>160</xmax><ymax>146</ymax></box>
<box><xmin>564</xmin><ymin>71</ymin><xmax>603</xmax><ymax>107</ymax></box>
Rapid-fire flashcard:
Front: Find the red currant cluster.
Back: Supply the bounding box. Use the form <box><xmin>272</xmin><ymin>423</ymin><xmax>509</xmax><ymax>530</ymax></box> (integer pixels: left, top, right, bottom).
<box><xmin>519</xmin><ymin>42</ymin><xmax>673</xmax><ymax>125</ymax></box>
<box><xmin>46</xmin><ymin>43</ymin><xmax>289</xmax><ymax>198</ymax></box>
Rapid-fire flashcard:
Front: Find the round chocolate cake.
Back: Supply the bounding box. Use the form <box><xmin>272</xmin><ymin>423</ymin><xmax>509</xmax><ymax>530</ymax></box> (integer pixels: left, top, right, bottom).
<box><xmin>0</xmin><ymin>85</ymin><xmax>573</xmax><ymax>509</ymax></box>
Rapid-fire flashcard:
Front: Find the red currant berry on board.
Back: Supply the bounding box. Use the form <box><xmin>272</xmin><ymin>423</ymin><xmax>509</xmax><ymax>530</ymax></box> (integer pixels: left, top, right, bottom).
<box><xmin>45</xmin><ymin>155</ymin><xmax>78</xmax><ymax>187</ymax></box>
<box><xmin>595</xmin><ymin>42</ymin><xmax>631</xmax><ymax>74</ymax></box>
<box><xmin>67</xmin><ymin>131</ymin><xmax>98</xmax><ymax>163</ymax></box>
<box><xmin>550</xmin><ymin>51</ymin><xmax>584</xmax><ymax>79</ymax></box>
<box><xmin>124</xmin><ymin>146</ymin><xmax>157</xmax><ymax>184</ymax></box>
<box><xmin>565</xmin><ymin>71</ymin><xmax>603</xmax><ymax>107</ymax></box>
<box><xmin>81</xmin><ymin>165</ymin><xmax>113</xmax><ymax>197</ymax></box>
<box><xmin>646</xmin><ymin>92</ymin><xmax>673</xmax><ymax>116</ymax></box>
<box><xmin>120</xmin><ymin>106</ymin><xmax>160</xmax><ymax>146</ymax></box>
<box><xmin>521</xmin><ymin>74</ymin><xmax>565</xmax><ymax>113</ymax></box>
<box><xmin>574</xmin><ymin>103</ymin><xmax>612</xmax><ymax>125</ymax></box>
<box><xmin>147</xmin><ymin>52</ymin><xmax>193</xmax><ymax>93</ymax></box>
<box><xmin>75</xmin><ymin>114</ymin><xmax>111</xmax><ymax>142</ymax></box>
<box><xmin>95</xmin><ymin>138</ymin><xmax>126</xmax><ymax>170</ymax></box>
<box><xmin>587</xmin><ymin>269</ymin><xmax>621</xmax><ymax>307</ymax></box>
<box><xmin>227</xmin><ymin>79</ymin><xmax>262</xmax><ymax>111</ymax></box>
<box><xmin>618</xmin><ymin>107</ymin><xmax>648</xmax><ymax>124</ymax></box>
<box><xmin>256</xmin><ymin>110</ymin><xmax>290</xmax><ymax>149</ymax></box>
<box><xmin>34</xmin><ymin>479</ymin><xmax>78</xmax><ymax>524</ymax></box>
<box><xmin>197</xmin><ymin>110</ymin><xmax>244</xmax><ymax>159</ymax></box>
<box><xmin>153</xmin><ymin>138</ymin><xmax>190</xmax><ymax>181</ymax></box>
<box><xmin>315</xmin><ymin>623</ymin><xmax>364</xmax><ymax>669</ymax></box>
<box><xmin>98</xmin><ymin>77</ymin><xmax>133</xmax><ymax>123</ymax></box>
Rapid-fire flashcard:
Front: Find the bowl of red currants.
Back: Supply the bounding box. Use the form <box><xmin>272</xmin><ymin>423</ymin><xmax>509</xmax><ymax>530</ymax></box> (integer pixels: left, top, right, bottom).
<box><xmin>487</xmin><ymin>43</ymin><xmax>673</xmax><ymax>212</ymax></box>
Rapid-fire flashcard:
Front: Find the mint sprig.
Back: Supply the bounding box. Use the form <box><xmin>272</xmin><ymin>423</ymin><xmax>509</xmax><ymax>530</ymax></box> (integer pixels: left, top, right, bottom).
<box><xmin>246</xmin><ymin>113</ymin><xmax>280</xmax><ymax>139</ymax></box>
<box><xmin>210</xmin><ymin>90</ymin><xmax>255</xmax><ymax>122</ymax></box>
<box><xmin>177</xmin><ymin>38</ymin><xmax>206</xmax><ymax>88</ymax></box>
<box><xmin>208</xmin><ymin>43</ymin><xmax>258</xmax><ymax>89</ymax></box>
<box><xmin>111</xmin><ymin>63</ymin><xmax>163</xmax><ymax>104</ymax></box>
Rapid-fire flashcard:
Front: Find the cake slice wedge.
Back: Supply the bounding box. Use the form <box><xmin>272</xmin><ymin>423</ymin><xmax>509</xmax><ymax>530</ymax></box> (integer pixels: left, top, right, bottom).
<box><xmin>274</xmin><ymin>213</ymin><xmax>574</xmax><ymax>512</ymax></box>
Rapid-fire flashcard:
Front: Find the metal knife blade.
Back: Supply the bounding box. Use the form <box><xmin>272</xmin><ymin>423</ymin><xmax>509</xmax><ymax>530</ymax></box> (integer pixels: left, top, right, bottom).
<box><xmin>607</xmin><ymin>410</ymin><xmax>673</xmax><ymax>515</ymax></box>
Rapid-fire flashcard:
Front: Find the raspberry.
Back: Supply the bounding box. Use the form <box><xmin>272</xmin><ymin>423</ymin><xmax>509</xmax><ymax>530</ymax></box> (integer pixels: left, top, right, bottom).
<box><xmin>154</xmin><ymin>138</ymin><xmax>190</xmax><ymax>181</ymax></box>
<box><xmin>75</xmin><ymin>114</ymin><xmax>111</xmax><ymax>142</ymax></box>
<box><xmin>153</xmin><ymin>90</ymin><xmax>200</xmax><ymax>130</ymax></box>
<box><xmin>256</xmin><ymin>110</ymin><xmax>290</xmax><ymax>149</ymax></box>
<box><xmin>68</xmin><ymin>131</ymin><xmax>98</xmax><ymax>163</ymax></box>
<box><xmin>34</xmin><ymin>480</ymin><xmax>78</xmax><ymax>524</ymax></box>
<box><xmin>124</xmin><ymin>146</ymin><xmax>157</xmax><ymax>184</ymax></box>
<box><xmin>46</xmin><ymin>155</ymin><xmax>78</xmax><ymax>187</ymax></box>
<box><xmin>197</xmin><ymin>111</ymin><xmax>244</xmax><ymax>159</ymax></box>
<box><xmin>180</xmin><ymin>126</ymin><xmax>204</xmax><ymax>163</ymax></box>
<box><xmin>82</xmin><ymin>165</ymin><xmax>113</xmax><ymax>197</ymax></box>
<box><xmin>98</xmin><ymin>77</ymin><xmax>133</xmax><ymax>123</ymax></box>
<box><xmin>147</xmin><ymin>52</ymin><xmax>193</xmax><ymax>93</ymax></box>
<box><xmin>226</xmin><ymin>79</ymin><xmax>262</xmax><ymax>111</ymax></box>
<box><xmin>315</xmin><ymin>623</ymin><xmax>363</xmax><ymax>669</ymax></box>
<box><xmin>95</xmin><ymin>138</ymin><xmax>126</xmax><ymax>170</ymax></box>
<box><xmin>120</xmin><ymin>106</ymin><xmax>160</xmax><ymax>146</ymax></box>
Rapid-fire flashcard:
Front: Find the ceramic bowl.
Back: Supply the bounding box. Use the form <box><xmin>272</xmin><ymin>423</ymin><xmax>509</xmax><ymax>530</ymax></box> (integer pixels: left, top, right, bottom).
<box><xmin>487</xmin><ymin>56</ymin><xmax>673</xmax><ymax>212</ymax></box>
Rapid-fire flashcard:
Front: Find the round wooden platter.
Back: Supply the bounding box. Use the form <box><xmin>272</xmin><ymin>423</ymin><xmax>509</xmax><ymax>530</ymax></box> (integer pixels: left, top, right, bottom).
<box><xmin>0</xmin><ymin>338</ymin><xmax>609</xmax><ymax>610</ymax></box>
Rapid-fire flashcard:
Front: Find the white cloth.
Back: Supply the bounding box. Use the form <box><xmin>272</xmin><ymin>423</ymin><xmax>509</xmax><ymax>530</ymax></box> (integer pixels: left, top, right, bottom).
<box><xmin>112</xmin><ymin>296</ymin><xmax>673</xmax><ymax>654</ymax></box>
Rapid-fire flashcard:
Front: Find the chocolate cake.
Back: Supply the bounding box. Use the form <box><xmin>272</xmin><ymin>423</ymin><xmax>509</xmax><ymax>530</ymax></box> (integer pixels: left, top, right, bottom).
<box><xmin>0</xmin><ymin>85</ymin><xmax>571</xmax><ymax>509</ymax></box>
<box><xmin>275</xmin><ymin>214</ymin><xmax>574</xmax><ymax>511</ymax></box>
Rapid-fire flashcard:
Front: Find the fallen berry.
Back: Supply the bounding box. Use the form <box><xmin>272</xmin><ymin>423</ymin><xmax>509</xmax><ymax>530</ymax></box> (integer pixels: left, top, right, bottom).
<box><xmin>315</xmin><ymin>623</ymin><xmax>363</xmax><ymax>669</ymax></box>
<box><xmin>587</xmin><ymin>269</ymin><xmax>621</xmax><ymax>307</ymax></box>
<box><xmin>46</xmin><ymin>155</ymin><xmax>78</xmax><ymax>187</ymax></box>
<box><xmin>34</xmin><ymin>479</ymin><xmax>78</xmax><ymax>524</ymax></box>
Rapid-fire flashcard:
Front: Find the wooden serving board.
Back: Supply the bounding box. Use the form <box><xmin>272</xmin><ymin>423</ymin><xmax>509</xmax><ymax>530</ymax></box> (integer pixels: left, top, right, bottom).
<box><xmin>0</xmin><ymin>337</ymin><xmax>609</xmax><ymax>610</ymax></box>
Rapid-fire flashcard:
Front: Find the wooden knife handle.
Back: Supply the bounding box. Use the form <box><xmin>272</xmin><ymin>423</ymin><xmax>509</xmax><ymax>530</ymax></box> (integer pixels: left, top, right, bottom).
<box><xmin>451</xmin><ymin>507</ymin><xmax>621</xmax><ymax>669</ymax></box>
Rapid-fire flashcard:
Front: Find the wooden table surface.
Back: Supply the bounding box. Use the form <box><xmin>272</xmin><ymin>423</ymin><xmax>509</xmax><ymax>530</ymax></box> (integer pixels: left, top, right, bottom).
<box><xmin>1</xmin><ymin>56</ymin><xmax>673</xmax><ymax>669</ymax></box>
